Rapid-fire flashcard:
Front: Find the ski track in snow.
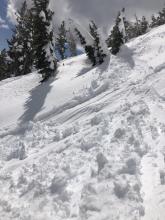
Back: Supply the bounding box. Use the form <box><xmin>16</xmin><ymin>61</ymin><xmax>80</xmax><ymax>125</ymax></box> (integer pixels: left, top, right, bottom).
<box><xmin>1</xmin><ymin>26</ymin><xmax>165</xmax><ymax>220</ymax></box>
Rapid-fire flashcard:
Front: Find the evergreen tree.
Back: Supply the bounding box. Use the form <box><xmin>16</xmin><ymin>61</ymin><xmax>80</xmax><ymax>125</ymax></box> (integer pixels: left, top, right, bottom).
<box><xmin>123</xmin><ymin>20</ymin><xmax>135</xmax><ymax>41</ymax></box>
<box><xmin>150</xmin><ymin>14</ymin><xmax>159</xmax><ymax>28</ymax></box>
<box><xmin>120</xmin><ymin>8</ymin><xmax>140</xmax><ymax>41</ymax></box>
<box><xmin>75</xmin><ymin>28</ymin><xmax>86</xmax><ymax>46</ymax></box>
<box><xmin>67</xmin><ymin>29</ymin><xmax>77</xmax><ymax>57</ymax></box>
<box><xmin>158</xmin><ymin>7</ymin><xmax>165</xmax><ymax>25</ymax></box>
<box><xmin>107</xmin><ymin>12</ymin><xmax>124</xmax><ymax>55</ymax></box>
<box><xmin>56</xmin><ymin>21</ymin><xmax>67</xmax><ymax>60</ymax></box>
<box><xmin>75</xmin><ymin>28</ymin><xmax>96</xmax><ymax>66</ymax></box>
<box><xmin>7</xmin><ymin>31</ymin><xmax>20</xmax><ymax>76</ymax></box>
<box><xmin>0</xmin><ymin>49</ymin><xmax>8</xmax><ymax>80</ymax></box>
<box><xmin>119</xmin><ymin>14</ymin><xmax>148</xmax><ymax>41</ymax></box>
<box><xmin>120</xmin><ymin>8</ymin><xmax>128</xmax><ymax>42</ymax></box>
<box><xmin>89</xmin><ymin>21</ymin><xmax>106</xmax><ymax>64</ymax></box>
<box><xmin>149</xmin><ymin>8</ymin><xmax>165</xmax><ymax>28</ymax></box>
<box><xmin>7</xmin><ymin>1</ymin><xmax>33</xmax><ymax>76</ymax></box>
<box><xmin>18</xmin><ymin>4</ymin><xmax>34</xmax><ymax>75</ymax></box>
<box><xmin>140</xmin><ymin>16</ymin><xmax>148</xmax><ymax>34</ymax></box>
<box><xmin>134</xmin><ymin>14</ymin><xmax>142</xmax><ymax>37</ymax></box>
<box><xmin>32</xmin><ymin>0</ymin><xmax>57</xmax><ymax>81</ymax></box>
<box><xmin>85</xmin><ymin>45</ymin><xmax>96</xmax><ymax>66</ymax></box>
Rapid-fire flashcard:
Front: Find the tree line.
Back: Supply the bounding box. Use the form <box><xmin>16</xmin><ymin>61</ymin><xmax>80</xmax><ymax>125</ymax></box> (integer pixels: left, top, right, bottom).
<box><xmin>1</xmin><ymin>2</ymin><xmax>165</xmax><ymax>82</ymax></box>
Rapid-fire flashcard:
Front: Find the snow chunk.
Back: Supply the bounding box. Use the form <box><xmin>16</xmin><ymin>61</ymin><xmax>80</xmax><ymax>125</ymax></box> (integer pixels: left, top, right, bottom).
<box><xmin>114</xmin><ymin>178</ymin><xmax>129</xmax><ymax>198</ymax></box>
<box><xmin>160</xmin><ymin>170</ymin><xmax>165</xmax><ymax>185</ymax></box>
<box><xmin>113</xmin><ymin>128</ymin><xmax>125</xmax><ymax>139</ymax></box>
<box><xmin>121</xmin><ymin>155</ymin><xmax>139</xmax><ymax>175</ymax></box>
<box><xmin>96</xmin><ymin>152</ymin><xmax>108</xmax><ymax>173</ymax></box>
<box><xmin>50</xmin><ymin>173</ymin><xmax>67</xmax><ymax>195</ymax></box>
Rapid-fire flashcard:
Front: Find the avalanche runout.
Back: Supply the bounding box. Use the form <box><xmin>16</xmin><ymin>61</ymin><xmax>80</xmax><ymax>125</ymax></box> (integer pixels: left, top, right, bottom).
<box><xmin>1</xmin><ymin>25</ymin><xmax>165</xmax><ymax>220</ymax></box>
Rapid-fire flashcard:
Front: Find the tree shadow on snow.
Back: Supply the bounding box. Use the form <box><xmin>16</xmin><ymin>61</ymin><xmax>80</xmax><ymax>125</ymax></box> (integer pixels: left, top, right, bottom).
<box><xmin>76</xmin><ymin>66</ymin><xmax>93</xmax><ymax>77</ymax></box>
<box><xmin>18</xmin><ymin>78</ymin><xmax>53</xmax><ymax>133</ymax></box>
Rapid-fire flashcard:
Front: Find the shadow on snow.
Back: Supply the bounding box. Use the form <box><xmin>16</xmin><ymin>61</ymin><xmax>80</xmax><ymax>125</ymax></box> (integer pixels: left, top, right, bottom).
<box><xmin>18</xmin><ymin>79</ymin><xmax>53</xmax><ymax>133</ymax></box>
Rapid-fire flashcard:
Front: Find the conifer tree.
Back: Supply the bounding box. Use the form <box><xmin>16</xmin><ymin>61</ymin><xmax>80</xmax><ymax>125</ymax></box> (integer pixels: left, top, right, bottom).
<box><xmin>56</xmin><ymin>21</ymin><xmax>67</xmax><ymax>60</ymax></box>
<box><xmin>158</xmin><ymin>7</ymin><xmax>165</xmax><ymax>25</ymax></box>
<box><xmin>75</xmin><ymin>28</ymin><xmax>86</xmax><ymax>46</ymax></box>
<box><xmin>149</xmin><ymin>8</ymin><xmax>165</xmax><ymax>28</ymax></box>
<box><xmin>32</xmin><ymin>0</ymin><xmax>57</xmax><ymax>81</ymax></box>
<box><xmin>107</xmin><ymin>12</ymin><xmax>124</xmax><ymax>55</ymax></box>
<box><xmin>150</xmin><ymin>15</ymin><xmax>159</xmax><ymax>28</ymax></box>
<box><xmin>75</xmin><ymin>28</ymin><xmax>96</xmax><ymax>66</ymax></box>
<box><xmin>120</xmin><ymin>8</ymin><xmax>128</xmax><ymax>42</ymax></box>
<box><xmin>19</xmin><ymin>4</ymin><xmax>34</xmax><ymax>75</ymax></box>
<box><xmin>140</xmin><ymin>16</ymin><xmax>148</xmax><ymax>34</ymax></box>
<box><xmin>7</xmin><ymin>31</ymin><xmax>20</xmax><ymax>76</ymax></box>
<box><xmin>120</xmin><ymin>8</ymin><xmax>138</xmax><ymax>41</ymax></box>
<box><xmin>134</xmin><ymin>14</ymin><xmax>142</xmax><ymax>37</ymax></box>
<box><xmin>7</xmin><ymin>1</ymin><xmax>33</xmax><ymax>76</ymax></box>
<box><xmin>0</xmin><ymin>49</ymin><xmax>8</xmax><ymax>80</ymax></box>
<box><xmin>122</xmin><ymin>19</ymin><xmax>134</xmax><ymax>41</ymax></box>
<box><xmin>89</xmin><ymin>21</ymin><xmax>106</xmax><ymax>64</ymax></box>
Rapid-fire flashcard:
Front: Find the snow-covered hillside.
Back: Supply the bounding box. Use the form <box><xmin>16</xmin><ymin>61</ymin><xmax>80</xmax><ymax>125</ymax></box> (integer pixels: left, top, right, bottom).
<box><xmin>1</xmin><ymin>25</ymin><xmax>165</xmax><ymax>220</ymax></box>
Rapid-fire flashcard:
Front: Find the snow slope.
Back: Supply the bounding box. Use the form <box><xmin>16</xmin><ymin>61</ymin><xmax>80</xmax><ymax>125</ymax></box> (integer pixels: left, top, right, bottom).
<box><xmin>1</xmin><ymin>25</ymin><xmax>165</xmax><ymax>220</ymax></box>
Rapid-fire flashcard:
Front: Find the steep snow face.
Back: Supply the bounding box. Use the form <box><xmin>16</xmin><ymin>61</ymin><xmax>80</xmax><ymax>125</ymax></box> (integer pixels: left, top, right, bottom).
<box><xmin>1</xmin><ymin>25</ymin><xmax>165</xmax><ymax>220</ymax></box>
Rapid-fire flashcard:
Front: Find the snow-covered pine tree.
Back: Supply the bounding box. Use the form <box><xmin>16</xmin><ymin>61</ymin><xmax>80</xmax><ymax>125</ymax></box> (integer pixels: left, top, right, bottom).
<box><xmin>75</xmin><ymin>28</ymin><xmax>96</xmax><ymax>66</ymax></box>
<box><xmin>67</xmin><ymin>29</ymin><xmax>77</xmax><ymax>57</ymax></box>
<box><xmin>7</xmin><ymin>1</ymin><xmax>33</xmax><ymax>76</ymax></box>
<box><xmin>150</xmin><ymin>15</ymin><xmax>159</xmax><ymax>28</ymax></box>
<box><xmin>158</xmin><ymin>7</ymin><xmax>165</xmax><ymax>25</ymax></box>
<box><xmin>107</xmin><ymin>12</ymin><xmax>124</xmax><ymax>55</ymax></box>
<box><xmin>149</xmin><ymin>8</ymin><xmax>165</xmax><ymax>28</ymax></box>
<box><xmin>120</xmin><ymin>8</ymin><xmax>137</xmax><ymax>42</ymax></box>
<box><xmin>0</xmin><ymin>49</ymin><xmax>8</xmax><ymax>80</ymax></box>
<box><xmin>134</xmin><ymin>14</ymin><xmax>142</xmax><ymax>37</ymax></box>
<box><xmin>122</xmin><ymin>19</ymin><xmax>135</xmax><ymax>41</ymax></box>
<box><xmin>85</xmin><ymin>45</ymin><xmax>96</xmax><ymax>66</ymax></box>
<box><xmin>89</xmin><ymin>21</ymin><xmax>106</xmax><ymax>65</ymax></box>
<box><xmin>32</xmin><ymin>0</ymin><xmax>57</xmax><ymax>81</ymax></box>
<box><xmin>120</xmin><ymin>8</ymin><xmax>128</xmax><ymax>42</ymax></box>
<box><xmin>56</xmin><ymin>21</ymin><xmax>67</xmax><ymax>60</ymax></box>
<box><xmin>140</xmin><ymin>16</ymin><xmax>148</xmax><ymax>34</ymax></box>
<box><xmin>19</xmin><ymin>3</ymin><xmax>34</xmax><ymax>75</ymax></box>
<box><xmin>7</xmin><ymin>31</ymin><xmax>20</xmax><ymax>76</ymax></box>
<box><xmin>75</xmin><ymin>28</ymin><xmax>86</xmax><ymax>46</ymax></box>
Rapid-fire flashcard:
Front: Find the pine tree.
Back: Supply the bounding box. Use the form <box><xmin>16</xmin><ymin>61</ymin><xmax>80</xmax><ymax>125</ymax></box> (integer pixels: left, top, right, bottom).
<box><xmin>149</xmin><ymin>8</ymin><xmax>165</xmax><ymax>28</ymax></box>
<box><xmin>32</xmin><ymin>0</ymin><xmax>57</xmax><ymax>81</ymax></box>
<box><xmin>122</xmin><ymin>15</ymin><xmax>148</xmax><ymax>40</ymax></box>
<box><xmin>75</xmin><ymin>28</ymin><xmax>86</xmax><ymax>46</ymax></box>
<box><xmin>75</xmin><ymin>28</ymin><xmax>96</xmax><ymax>66</ymax></box>
<box><xmin>7</xmin><ymin>31</ymin><xmax>20</xmax><ymax>76</ymax></box>
<box><xmin>120</xmin><ymin>8</ymin><xmax>138</xmax><ymax>41</ymax></box>
<box><xmin>7</xmin><ymin>1</ymin><xmax>33</xmax><ymax>76</ymax></box>
<box><xmin>150</xmin><ymin>15</ymin><xmax>159</xmax><ymax>28</ymax></box>
<box><xmin>89</xmin><ymin>21</ymin><xmax>106</xmax><ymax>64</ymax></box>
<box><xmin>85</xmin><ymin>45</ymin><xmax>96</xmax><ymax>66</ymax></box>
<box><xmin>56</xmin><ymin>21</ymin><xmax>67</xmax><ymax>60</ymax></box>
<box><xmin>140</xmin><ymin>16</ymin><xmax>148</xmax><ymax>34</ymax></box>
<box><xmin>134</xmin><ymin>14</ymin><xmax>142</xmax><ymax>37</ymax></box>
<box><xmin>120</xmin><ymin>8</ymin><xmax>128</xmax><ymax>42</ymax></box>
<box><xmin>158</xmin><ymin>7</ymin><xmax>165</xmax><ymax>25</ymax></box>
<box><xmin>7</xmin><ymin>1</ymin><xmax>32</xmax><ymax>76</ymax></box>
<box><xmin>107</xmin><ymin>12</ymin><xmax>124</xmax><ymax>55</ymax></box>
<box><xmin>123</xmin><ymin>20</ymin><xmax>135</xmax><ymax>41</ymax></box>
<box><xmin>0</xmin><ymin>49</ymin><xmax>8</xmax><ymax>80</ymax></box>
<box><xmin>67</xmin><ymin>29</ymin><xmax>77</xmax><ymax>57</ymax></box>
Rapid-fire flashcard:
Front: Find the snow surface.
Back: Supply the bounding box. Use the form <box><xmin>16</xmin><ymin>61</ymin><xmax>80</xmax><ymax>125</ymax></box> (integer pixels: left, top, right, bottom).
<box><xmin>1</xmin><ymin>25</ymin><xmax>165</xmax><ymax>220</ymax></box>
